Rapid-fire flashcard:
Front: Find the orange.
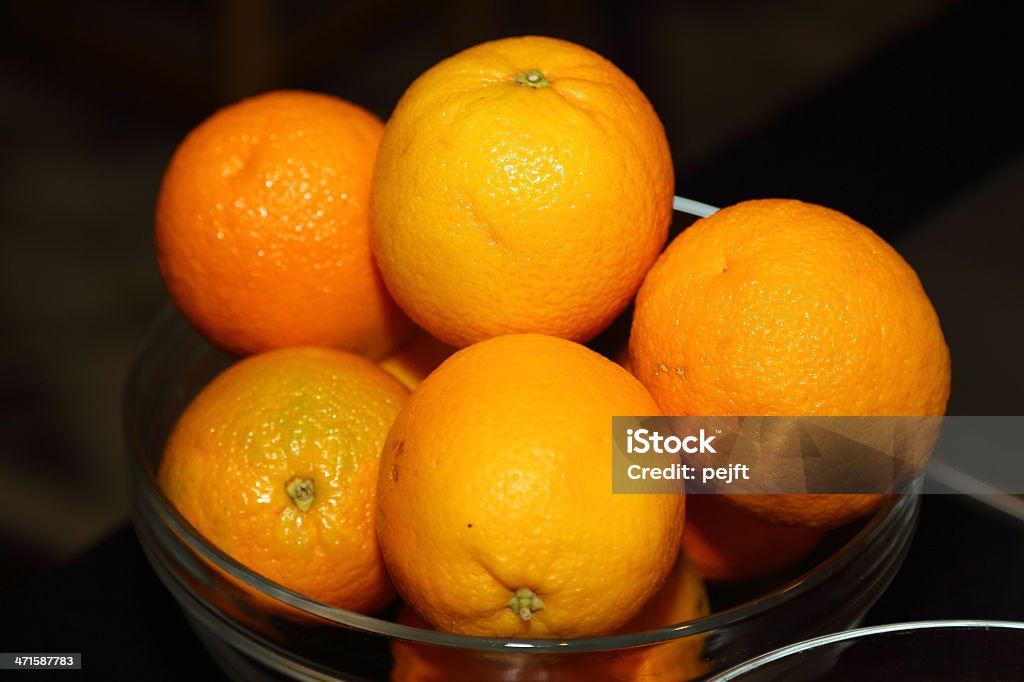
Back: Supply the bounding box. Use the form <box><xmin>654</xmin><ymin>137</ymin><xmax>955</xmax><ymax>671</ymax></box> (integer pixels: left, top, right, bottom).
<box><xmin>630</xmin><ymin>199</ymin><xmax>950</xmax><ymax>527</ymax></box>
<box><xmin>370</xmin><ymin>36</ymin><xmax>674</xmax><ymax>348</ymax></box>
<box><xmin>159</xmin><ymin>347</ymin><xmax>408</xmax><ymax>612</ymax></box>
<box><xmin>378</xmin><ymin>326</ymin><xmax>456</xmax><ymax>390</ymax></box>
<box><xmin>390</xmin><ymin>606</ymin><xmax>533</xmax><ymax>682</ymax></box>
<box><xmin>391</xmin><ymin>552</ymin><xmax>710</xmax><ymax>681</ymax></box>
<box><xmin>682</xmin><ymin>495</ymin><xmax>823</xmax><ymax>583</ymax></box>
<box><xmin>564</xmin><ymin>550</ymin><xmax>709</xmax><ymax>681</ymax></box>
<box><xmin>376</xmin><ymin>334</ymin><xmax>685</xmax><ymax>638</ymax></box>
<box><xmin>156</xmin><ymin>90</ymin><xmax>410</xmax><ymax>357</ymax></box>
<box><xmin>729</xmin><ymin>493</ymin><xmax>891</xmax><ymax>529</ymax></box>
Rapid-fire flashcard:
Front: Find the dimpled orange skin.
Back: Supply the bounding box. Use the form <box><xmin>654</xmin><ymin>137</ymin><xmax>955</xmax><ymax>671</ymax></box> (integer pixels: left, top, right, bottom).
<box><xmin>563</xmin><ymin>550</ymin><xmax>710</xmax><ymax>681</ymax></box>
<box><xmin>156</xmin><ymin>90</ymin><xmax>410</xmax><ymax>358</ymax></box>
<box><xmin>158</xmin><ymin>347</ymin><xmax>408</xmax><ymax>612</ymax></box>
<box><xmin>376</xmin><ymin>334</ymin><xmax>685</xmax><ymax>639</ymax></box>
<box><xmin>390</xmin><ymin>552</ymin><xmax>710</xmax><ymax>681</ymax></box>
<box><xmin>370</xmin><ymin>36</ymin><xmax>674</xmax><ymax>348</ymax></box>
<box><xmin>630</xmin><ymin>199</ymin><xmax>950</xmax><ymax>528</ymax></box>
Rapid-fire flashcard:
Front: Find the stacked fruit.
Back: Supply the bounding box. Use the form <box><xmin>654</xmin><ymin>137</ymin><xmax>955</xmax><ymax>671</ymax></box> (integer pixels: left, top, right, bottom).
<box><xmin>154</xmin><ymin>36</ymin><xmax>949</xmax><ymax>679</ymax></box>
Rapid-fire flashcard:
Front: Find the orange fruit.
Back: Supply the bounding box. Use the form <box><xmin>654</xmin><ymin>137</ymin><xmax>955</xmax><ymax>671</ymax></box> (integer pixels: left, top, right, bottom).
<box><xmin>563</xmin><ymin>550</ymin><xmax>710</xmax><ymax>681</ymax></box>
<box><xmin>370</xmin><ymin>36</ymin><xmax>674</xmax><ymax>348</ymax></box>
<box><xmin>159</xmin><ymin>347</ymin><xmax>408</xmax><ymax>612</ymax></box>
<box><xmin>682</xmin><ymin>495</ymin><xmax>823</xmax><ymax>583</ymax></box>
<box><xmin>729</xmin><ymin>493</ymin><xmax>890</xmax><ymax>529</ymax></box>
<box><xmin>390</xmin><ymin>606</ymin><xmax>530</xmax><ymax>682</ymax></box>
<box><xmin>391</xmin><ymin>552</ymin><xmax>709</xmax><ymax>681</ymax></box>
<box><xmin>156</xmin><ymin>90</ymin><xmax>410</xmax><ymax>357</ymax></box>
<box><xmin>379</xmin><ymin>326</ymin><xmax>456</xmax><ymax>390</ymax></box>
<box><xmin>377</xmin><ymin>334</ymin><xmax>685</xmax><ymax>638</ymax></box>
<box><xmin>630</xmin><ymin>199</ymin><xmax>950</xmax><ymax>527</ymax></box>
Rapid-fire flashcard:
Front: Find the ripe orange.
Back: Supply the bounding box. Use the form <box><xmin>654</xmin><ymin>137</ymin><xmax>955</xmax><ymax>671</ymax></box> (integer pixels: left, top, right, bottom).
<box><xmin>376</xmin><ymin>334</ymin><xmax>685</xmax><ymax>638</ymax></box>
<box><xmin>683</xmin><ymin>495</ymin><xmax>823</xmax><ymax>583</ymax></box>
<box><xmin>630</xmin><ymin>199</ymin><xmax>950</xmax><ymax>527</ymax></box>
<box><xmin>158</xmin><ymin>347</ymin><xmax>408</xmax><ymax>612</ymax></box>
<box><xmin>378</xmin><ymin>326</ymin><xmax>455</xmax><ymax>390</ymax></box>
<box><xmin>371</xmin><ymin>36</ymin><xmax>674</xmax><ymax>348</ymax></box>
<box><xmin>391</xmin><ymin>552</ymin><xmax>709</xmax><ymax>681</ymax></box>
<box><xmin>156</xmin><ymin>90</ymin><xmax>410</xmax><ymax>357</ymax></box>
<box><xmin>730</xmin><ymin>493</ymin><xmax>892</xmax><ymax>529</ymax></box>
<box><xmin>564</xmin><ymin>550</ymin><xmax>709</xmax><ymax>681</ymax></box>
<box><xmin>390</xmin><ymin>606</ymin><xmax>525</xmax><ymax>682</ymax></box>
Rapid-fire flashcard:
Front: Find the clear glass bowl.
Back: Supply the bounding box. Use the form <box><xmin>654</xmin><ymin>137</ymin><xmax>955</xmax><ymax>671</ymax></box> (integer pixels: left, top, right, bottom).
<box><xmin>707</xmin><ymin>620</ymin><xmax>1024</xmax><ymax>680</ymax></box>
<box><xmin>125</xmin><ymin>306</ymin><xmax>922</xmax><ymax>682</ymax></box>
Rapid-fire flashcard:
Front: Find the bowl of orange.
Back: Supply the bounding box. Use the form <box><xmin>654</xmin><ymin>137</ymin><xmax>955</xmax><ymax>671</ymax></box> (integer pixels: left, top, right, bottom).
<box><xmin>126</xmin><ymin>285</ymin><xmax>920</xmax><ymax>682</ymax></box>
<box><xmin>129</xmin><ymin>33</ymin><xmax>949</xmax><ymax>681</ymax></box>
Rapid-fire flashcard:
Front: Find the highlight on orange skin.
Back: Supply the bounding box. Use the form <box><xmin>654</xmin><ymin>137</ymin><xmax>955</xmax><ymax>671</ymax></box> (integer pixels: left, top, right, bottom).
<box><xmin>156</xmin><ymin>90</ymin><xmax>411</xmax><ymax>357</ymax></box>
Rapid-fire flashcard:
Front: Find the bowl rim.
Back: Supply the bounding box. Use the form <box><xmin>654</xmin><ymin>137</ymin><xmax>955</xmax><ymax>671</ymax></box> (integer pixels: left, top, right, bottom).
<box><xmin>706</xmin><ymin>619</ymin><xmax>1024</xmax><ymax>680</ymax></box>
<box><xmin>124</xmin><ymin>197</ymin><xmax>918</xmax><ymax>653</ymax></box>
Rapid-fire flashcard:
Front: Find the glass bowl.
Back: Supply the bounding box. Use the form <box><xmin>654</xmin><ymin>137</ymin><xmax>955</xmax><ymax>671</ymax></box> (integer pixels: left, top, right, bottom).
<box><xmin>125</xmin><ymin>306</ymin><xmax>922</xmax><ymax>681</ymax></box>
<box><xmin>707</xmin><ymin>620</ymin><xmax>1024</xmax><ymax>680</ymax></box>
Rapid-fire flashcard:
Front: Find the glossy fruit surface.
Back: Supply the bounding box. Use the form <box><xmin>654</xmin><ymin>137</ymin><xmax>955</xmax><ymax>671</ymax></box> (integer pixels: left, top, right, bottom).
<box><xmin>159</xmin><ymin>346</ymin><xmax>408</xmax><ymax>611</ymax></box>
<box><xmin>156</xmin><ymin>90</ymin><xmax>409</xmax><ymax>357</ymax></box>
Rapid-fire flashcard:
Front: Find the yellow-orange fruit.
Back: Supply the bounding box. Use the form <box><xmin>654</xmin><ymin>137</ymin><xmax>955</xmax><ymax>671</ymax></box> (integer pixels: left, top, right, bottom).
<box><xmin>371</xmin><ymin>36</ymin><xmax>674</xmax><ymax>347</ymax></box>
<box><xmin>159</xmin><ymin>347</ymin><xmax>408</xmax><ymax>612</ymax></box>
<box><xmin>391</xmin><ymin>552</ymin><xmax>710</xmax><ymax>681</ymax></box>
<box><xmin>630</xmin><ymin>199</ymin><xmax>950</xmax><ymax>527</ymax></box>
<box><xmin>377</xmin><ymin>334</ymin><xmax>684</xmax><ymax>638</ymax></box>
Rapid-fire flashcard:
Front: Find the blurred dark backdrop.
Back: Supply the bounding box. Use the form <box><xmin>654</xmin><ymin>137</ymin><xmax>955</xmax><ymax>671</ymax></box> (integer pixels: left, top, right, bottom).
<box><xmin>1</xmin><ymin>0</ymin><xmax>1021</xmax><ymax>590</ymax></box>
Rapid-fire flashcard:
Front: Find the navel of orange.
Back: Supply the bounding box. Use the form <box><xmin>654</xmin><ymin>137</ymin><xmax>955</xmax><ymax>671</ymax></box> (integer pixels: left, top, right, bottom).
<box><xmin>159</xmin><ymin>346</ymin><xmax>408</xmax><ymax>612</ymax></box>
<box><xmin>377</xmin><ymin>333</ymin><xmax>685</xmax><ymax>639</ymax></box>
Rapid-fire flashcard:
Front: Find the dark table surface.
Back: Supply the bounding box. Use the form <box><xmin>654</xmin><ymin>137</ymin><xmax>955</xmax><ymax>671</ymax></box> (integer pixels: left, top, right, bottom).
<box><xmin>2</xmin><ymin>495</ymin><xmax>1023</xmax><ymax>680</ymax></box>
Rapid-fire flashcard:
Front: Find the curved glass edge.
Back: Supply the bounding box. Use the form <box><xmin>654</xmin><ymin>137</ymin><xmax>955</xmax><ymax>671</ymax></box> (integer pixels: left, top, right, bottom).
<box><xmin>707</xmin><ymin>620</ymin><xmax>1024</xmax><ymax>681</ymax></box>
<box><xmin>136</xmin><ymin>456</ymin><xmax>915</xmax><ymax>652</ymax></box>
<box><xmin>673</xmin><ymin>195</ymin><xmax>719</xmax><ymax>218</ymax></box>
<box><xmin>124</xmin><ymin>197</ymin><xmax>921</xmax><ymax>653</ymax></box>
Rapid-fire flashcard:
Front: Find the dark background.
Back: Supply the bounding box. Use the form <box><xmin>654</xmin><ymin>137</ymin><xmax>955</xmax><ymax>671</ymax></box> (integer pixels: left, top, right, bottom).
<box><xmin>1</xmin><ymin>0</ymin><xmax>1022</xmax><ymax>606</ymax></box>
